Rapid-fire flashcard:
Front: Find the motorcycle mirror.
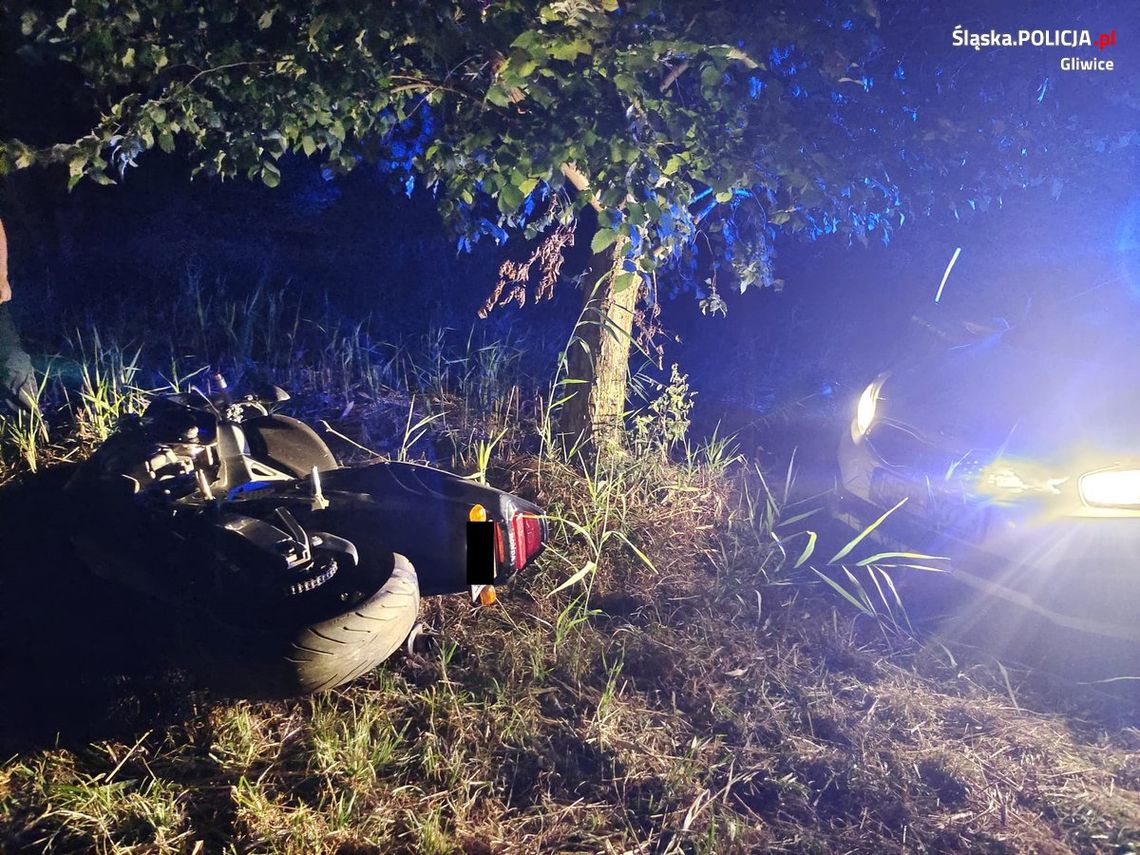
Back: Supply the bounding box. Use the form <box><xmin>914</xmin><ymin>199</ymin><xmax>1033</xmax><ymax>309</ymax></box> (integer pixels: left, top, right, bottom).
<box><xmin>271</xmin><ymin>385</ymin><xmax>291</xmax><ymax>403</ymax></box>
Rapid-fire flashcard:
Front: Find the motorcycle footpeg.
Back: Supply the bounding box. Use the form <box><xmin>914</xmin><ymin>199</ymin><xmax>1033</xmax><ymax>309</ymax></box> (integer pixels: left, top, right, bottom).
<box><xmin>309</xmin><ymin>531</ymin><xmax>359</xmax><ymax>567</ymax></box>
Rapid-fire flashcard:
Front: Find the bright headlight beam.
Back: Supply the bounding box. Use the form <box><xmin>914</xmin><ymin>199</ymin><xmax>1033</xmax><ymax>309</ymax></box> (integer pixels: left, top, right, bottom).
<box><xmin>1078</xmin><ymin>468</ymin><xmax>1140</xmax><ymax>507</ymax></box>
<box><xmin>854</xmin><ymin>381</ymin><xmax>880</xmax><ymax>438</ymax></box>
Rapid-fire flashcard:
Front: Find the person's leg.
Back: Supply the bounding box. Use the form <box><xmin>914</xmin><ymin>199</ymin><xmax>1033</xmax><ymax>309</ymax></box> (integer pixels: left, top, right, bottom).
<box><xmin>0</xmin><ymin>302</ymin><xmax>34</xmax><ymax>412</ymax></box>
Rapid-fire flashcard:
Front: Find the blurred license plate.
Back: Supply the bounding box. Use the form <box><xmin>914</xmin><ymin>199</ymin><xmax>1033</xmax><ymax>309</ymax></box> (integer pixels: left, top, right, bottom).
<box><xmin>870</xmin><ymin>470</ymin><xmax>988</xmax><ymax>543</ymax></box>
<box><xmin>869</xmin><ymin>469</ymin><xmax>924</xmax><ymax>509</ymax></box>
<box><xmin>466</xmin><ymin>521</ymin><xmax>495</xmax><ymax>585</ymax></box>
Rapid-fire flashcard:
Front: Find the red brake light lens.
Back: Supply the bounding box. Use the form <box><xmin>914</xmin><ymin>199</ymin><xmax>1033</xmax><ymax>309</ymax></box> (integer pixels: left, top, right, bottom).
<box><xmin>510</xmin><ymin>512</ymin><xmax>544</xmax><ymax>570</ymax></box>
<box><xmin>493</xmin><ymin>523</ymin><xmax>505</xmax><ymax>564</ymax></box>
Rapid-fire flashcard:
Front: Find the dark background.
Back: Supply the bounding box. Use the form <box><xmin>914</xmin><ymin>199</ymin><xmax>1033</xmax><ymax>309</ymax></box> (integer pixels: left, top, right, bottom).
<box><xmin>3</xmin><ymin>151</ymin><xmax>1136</xmax><ymax>448</ymax></box>
<box><xmin>1</xmin><ymin>0</ymin><xmax>1137</xmax><ymax>452</ymax></box>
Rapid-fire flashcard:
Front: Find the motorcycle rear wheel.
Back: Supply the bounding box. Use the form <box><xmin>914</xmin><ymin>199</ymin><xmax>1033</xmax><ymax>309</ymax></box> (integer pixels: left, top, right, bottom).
<box><xmin>202</xmin><ymin>553</ymin><xmax>419</xmax><ymax>696</ymax></box>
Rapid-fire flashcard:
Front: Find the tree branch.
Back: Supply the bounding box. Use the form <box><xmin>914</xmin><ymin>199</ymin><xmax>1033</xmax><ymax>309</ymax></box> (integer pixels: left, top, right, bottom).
<box><xmin>560</xmin><ymin>162</ymin><xmax>603</xmax><ymax>213</ymax></box>
<box><xmin>659</xmin><ymin>60</ymin><xmax>690</xmax><ymax>93</ymax></box>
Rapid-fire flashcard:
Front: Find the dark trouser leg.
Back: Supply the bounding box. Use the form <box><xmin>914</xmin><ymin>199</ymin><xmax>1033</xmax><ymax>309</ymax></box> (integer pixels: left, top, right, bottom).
<box><xmin>0</xmin><ymin>303</ymin><xmax>34</xmax><ymax>412</ymax></box>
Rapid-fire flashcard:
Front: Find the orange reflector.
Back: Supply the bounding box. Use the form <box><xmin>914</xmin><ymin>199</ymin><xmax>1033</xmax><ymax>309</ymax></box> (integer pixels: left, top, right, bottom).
<box><xmin>479</xmin><ymin>585</ymin><xmax>497</xmax><ymax>606</ymax></box>
<box><xmin>469</xmin><ymin>504</ymin><xmax>488</xmax><ymax>523</ymax></box>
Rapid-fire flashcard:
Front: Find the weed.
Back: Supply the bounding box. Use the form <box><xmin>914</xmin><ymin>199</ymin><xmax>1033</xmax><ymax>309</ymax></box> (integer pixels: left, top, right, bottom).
<box><xmin>0</xmin><ymin>380</ymin><xmax>49</xmax><ymax>473</ymax></box>
<box><xmin>633</xmin><ymin>362</ymin><xmax>696</xmax><ymax>458</ymax></box>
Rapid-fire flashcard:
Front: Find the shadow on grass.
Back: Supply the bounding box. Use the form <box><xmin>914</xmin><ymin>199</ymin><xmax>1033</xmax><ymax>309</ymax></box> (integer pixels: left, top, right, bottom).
<box><xmin>0</xmin><ymin>464</ymin><xmax>199</xmax><ymax>753</ymax></box>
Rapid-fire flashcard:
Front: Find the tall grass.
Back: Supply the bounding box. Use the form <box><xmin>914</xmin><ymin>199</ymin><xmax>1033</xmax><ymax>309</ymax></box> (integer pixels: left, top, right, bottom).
<box><xmin>720</xmin><ymin>452</ymin><xmax>948</xmax><ymax>635</ymax></box>
<box><xmin>0</xmin><ymin>381</ymin><xmax>49</xmax><ymax>473</ymax></box>
<box><xmin>0</xmin><ymin>271</ymin><xmax>554</xmax><ymax>482</ymax></box>
<box><xmin>70</xmin><ymin>333</ymin><xmax>146</xmax><ymax>444</ymax></box>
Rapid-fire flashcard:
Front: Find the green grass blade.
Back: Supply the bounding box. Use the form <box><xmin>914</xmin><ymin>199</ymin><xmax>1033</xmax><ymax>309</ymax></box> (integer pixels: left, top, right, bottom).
<box><xmin>828</xmin><ymin>497</ymin><xmax>907</xmax><ymax>564</ymax></box>
<box><xmin>548</xmin><ymin>560</ymin><xmax>597</xmax><ymax>596</ymax></box>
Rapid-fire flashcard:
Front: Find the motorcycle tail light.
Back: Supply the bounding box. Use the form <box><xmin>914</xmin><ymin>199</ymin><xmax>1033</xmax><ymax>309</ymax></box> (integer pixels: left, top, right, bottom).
<box><xmin>494</xmin><ymin>523</ymin><xmax>505</xmax><ymax>564</ymax></box>
<box><xmin>510</xmin><ymin>512</ymin><xmax>544</xmax><ymax>570</ymax></box>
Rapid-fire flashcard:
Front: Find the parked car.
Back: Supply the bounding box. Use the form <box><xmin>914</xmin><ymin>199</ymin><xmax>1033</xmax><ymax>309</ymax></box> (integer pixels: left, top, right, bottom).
<box><xmin>836</xmin><ymin>287</ymin><xmax>1140</xmax><ymax>656</ymax></box>
<box><xmin>66</xmin><ymin>383</ymin><xmax>546</xmax><ymax>696</ymax></box>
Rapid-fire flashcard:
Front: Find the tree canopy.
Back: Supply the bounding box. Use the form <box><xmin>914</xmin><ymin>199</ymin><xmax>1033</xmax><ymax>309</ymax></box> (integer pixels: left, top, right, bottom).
<box><xmin>1</xmin><ymin>0</ymin><xmax>1081</xmax><ymax>305</ymax></box>
<box><xmin>5</xmin><ymin>0</ymin><xmax>1128</xmax><ymax>443</ymax></box>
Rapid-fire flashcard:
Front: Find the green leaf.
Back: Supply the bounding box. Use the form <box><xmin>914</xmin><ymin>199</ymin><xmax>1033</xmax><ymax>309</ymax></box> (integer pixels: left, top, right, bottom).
<box><xmin>613</xmin><ymin>72</ymin><xmax>637</xmax><ymax>94</ymax></box>
<box><xmin>511</xmin><ymin>30</ymin><xmax>541</xmax><ymax>51</ymax></box>
<box><xmin>590</xmin><ymin>228</ymin><xmax>619</xmax><ymax>254</ymax></box>
<box><xmin>612</xmin><ymin>271</ymin><xmax>639</xmax><ymax>293</ymax></box>
<box><xmin>663</xmin><ymin>155</ymin><xmax>684</xmax><ymax>175</ymax></box>
<box><xmin>550</xmin><ymin>39</ymin><xmax>590</xmax><ymax>62</ymax></box>
<box><xmin>260</xmin><ymin>161</ymin><xmax>281</xmax><ymax>188</ymax></box>
<box><xmin>158</xmin><ymin>131</ymin><xmax>175</xmax><ymax>153</ymax></box>
<box><xmin>497</xmin><ymin>181</ymin><xmax>523</xmax><ymax>213</ymax></box>
<box><xmin>258</xmin><ymin>9</ymin><xmax>275</xmax><ymax>29</ymax></box>
<box><xmin>485</xmin><ymin>86</ymin><xmax>511</xmax><ymax>108</ymax></box>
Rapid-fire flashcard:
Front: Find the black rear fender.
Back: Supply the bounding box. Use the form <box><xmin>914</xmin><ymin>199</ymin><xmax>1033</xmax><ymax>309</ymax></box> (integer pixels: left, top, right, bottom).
<box><xmin>311</xmin><ymin>462</ymin><xmax>545</xmax><ymax>596</ymax></box>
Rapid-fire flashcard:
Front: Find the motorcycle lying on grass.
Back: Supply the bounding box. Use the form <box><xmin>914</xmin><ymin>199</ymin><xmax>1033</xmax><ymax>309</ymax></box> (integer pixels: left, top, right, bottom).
<box><xmin>65</xmin><ymin>382</ymin><xmax>546</xmax><ymax>697</ymax></box>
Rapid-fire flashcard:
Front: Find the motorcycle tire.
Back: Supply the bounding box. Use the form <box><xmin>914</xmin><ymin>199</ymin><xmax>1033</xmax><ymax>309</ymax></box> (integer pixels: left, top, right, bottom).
<box><xmin>242</xmin><ymin>414</ymin><xmax>339</xmax><ymax>478</ymax></box>
<box><xmin>202</xmin><ymin>553</ymin><xmax>419</xmax><ymax>697</ymax></box>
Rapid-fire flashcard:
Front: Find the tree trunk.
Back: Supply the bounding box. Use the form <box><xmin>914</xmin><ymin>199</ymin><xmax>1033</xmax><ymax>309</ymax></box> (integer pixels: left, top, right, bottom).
<box><xmin>558</xmin><ymin>236</ymin><xmax>637</xmax><ymax>452</ymax></box>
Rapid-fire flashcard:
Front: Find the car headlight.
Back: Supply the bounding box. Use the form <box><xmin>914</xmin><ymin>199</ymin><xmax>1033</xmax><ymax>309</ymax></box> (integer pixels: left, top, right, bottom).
<box><xmin>853</xmin><ymin>379</ymin><xmax>882</xmax><ymax>439</ymax></box>
<box><xmin>1078</xmin><ymin>468</ymin><xmax>1140</xmax><ymax>508</ymax></box>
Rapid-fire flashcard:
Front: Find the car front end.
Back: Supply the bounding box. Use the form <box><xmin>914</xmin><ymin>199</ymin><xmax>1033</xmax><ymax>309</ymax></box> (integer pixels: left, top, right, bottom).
<box><xmin>837</xmin><ymin>370</ymin><xmax>1140</xmax><ymax>647</ymax></box>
